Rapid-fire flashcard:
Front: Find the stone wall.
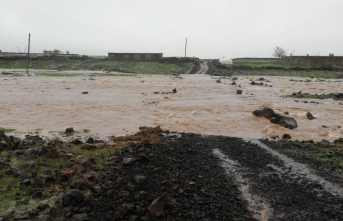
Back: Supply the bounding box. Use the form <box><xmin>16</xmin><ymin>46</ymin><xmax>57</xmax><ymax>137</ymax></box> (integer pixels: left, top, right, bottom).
<box><xmin>108</xmin><ymin>53</ymin><xmax>163</xmax><ymax>62</ymax></box>
<box><xmin>281</xmin><ymin>56</ymin><xmax>343</xmax><ymax>66</ymax></box>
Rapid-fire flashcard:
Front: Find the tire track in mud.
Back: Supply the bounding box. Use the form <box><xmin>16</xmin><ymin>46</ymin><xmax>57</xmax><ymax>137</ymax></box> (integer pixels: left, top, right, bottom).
<box><xmin>210</xmin><ymin>136</ymin><xmax>343</xmax><ymax>220</ymax></box>
<box><xmin>89</xmin><ymin>133</ymin><xmax>343</xmax><ymax>220</ymax></box>
<box><xmin>213</xmin><ymin>148</ymin><xmax>273</xmax><ymax>221</ymax></box>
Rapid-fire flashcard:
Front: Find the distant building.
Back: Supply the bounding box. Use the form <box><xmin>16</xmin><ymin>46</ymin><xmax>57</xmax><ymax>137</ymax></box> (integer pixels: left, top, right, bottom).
<box><xmin>280</xmin><ymin>55</ymin><xmax>343</xmax><ymax>66</ymax></box>
<box><xmin>108</xmin><ymin>53</ymin><xmax>163</xmax><ymax>61</ymax></box>
<box><xmin>43</xmin><ymin>49</ymin><xmax>63</xmax><ymax>56</ymax></box>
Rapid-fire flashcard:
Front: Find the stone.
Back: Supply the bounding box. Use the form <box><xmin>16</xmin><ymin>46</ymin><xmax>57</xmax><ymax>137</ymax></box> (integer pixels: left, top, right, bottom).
<box><xmin>253</xmin><ymin>107</ymin><xmax>298</xmax><ymax>130</ymax></box>
<box><xmin>20</xmin><ymin>179</ymin><xmax>31</xmax><ymax>186</ymax></box>
<box><xmin>62</xmin><ymin>189</ymin><xmax>85</xmax><ymax>207</ymax></box>
<box><xmin>37</xmin><ymin>145</ymin><xmax>59</xmax><ymax>158</ymax></box>
<box><xmin>137</xmin><ymin>154</ymin><xmax>150</xmax><ymax>162</ymax></box>
<box><xmin>14</xmin><ymin>211</ymin><xmax>30</xmax><ymax>220</ymax></box>
<box><xmin>81</xmin><ymin>91</ymin><xmax>88</xmax><ymax>94</ymax></box>
<box><xmin>318</xmin><ymin>139</ymin><xmax>330</xmax><ymax>147</ymax></box>
<box><xmin>49</xmin><ymin>204</ymin><xmax>65</xmax><ymax>218</ymax></box>
<box><xmin>118</xmin><ymin>190</ymin><xmax>130</xmax><ymax>198</ymax></box>
<box><xmin>123</xmin><ymin>157</ymin><xmax>134</xmax><ymax>166</ymax></box>
<box><xmin>36</xmin><ymin>215</ymin><xmax>49</xmax><ymax>221</ymax></box>
<box><xmin>70</xmin><ymin>213</ymin><xmax>88</xmax><ymax>221</ymax></box>
<box><xmin>274</xmin><ymin>115</ymin><xmax>298</xmax><ymax>130</ymax></box>
<box><xmin>172</xmin><ymin>88</ymin><xmax>177</xmax><ymax>93</ymax></box>
<box><xmin>81</xmin><ymin>143</ymin><xmax>96</xmax><ymax>149</ymax></box>
<box><xmin>134</xmin><ymin>175</ymin><xmax>147</xmax><ymax>184</ymax></box>
<box><xmin>128</xmin><ymin>215</ymin><xmax>139</xmax><ymax>221</ymax></box>
<box><xmin>65</xmin><ymin>128</ymin><xmax>74</xmax><ymax>133</ymax></box>
<box><xmin>85</xmin><ymin>137</ymin><xmax>94</xmax><ymax>144</ymax></box>
<box><xmin>92</xmin><ymin>185</ymin><xmax>101</xmax><ymax>193</ymax></box>
<box><xmin>122</xmin><ymin>203</ymin><xmax>135</xmax><ymax>212</ymax></box>
<box><xmin>334</xmin><ymin>138</ymin><xmax>343</xmax><ymax>143</ymax></box>
<box><xmin>231</xmin><ymin>81</ymin><xmax>236</xmax><ymax>85</ymax></box>
<box><xmin>147</xmin><ymin>192</ymin><xmax>171</xmax><ymax>217</ymax></box>
<box><xmin>236</xmin><ymin>89</ymin><xmax>243</xmax><ymax>94</ymax></box>
<box><xmin>114</xmin><ymin>206</ymin><xmax>127</xmax><ymax>219</ymax></box>
<box><xmin>306</xmin><ymin>112</ymin><xmax>315</xmax><ymax>120</ymax></box>
<box><xmin>54</xmin><ymin>138</ymin><xmax>63</xmax><ymax>144</ymax></box>
<box><xmin>0</xmin><ymin>139</ymin><xmax>7</xmax><ymax>150</ymax></box>
<box><xmin>70</xmin><ymin>139</ymin><xmax>83</xmax><ymax>145</ymax></box>
<box><xmin>282</xmin><ymin>134</ymin><xmax>291</xmax><ymax>139</ymax></box>
<box><xmin>36</xmin><ymin>204</ymin><xmax>50</xmax><ymax>211</ymax></box>
<box><xmin>94</xmin><ymin>142</ymin><xmax>105</xmax><ymax>149</ymax></box>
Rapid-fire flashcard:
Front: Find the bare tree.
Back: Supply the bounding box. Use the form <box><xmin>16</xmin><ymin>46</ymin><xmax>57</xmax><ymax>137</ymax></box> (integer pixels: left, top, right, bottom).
<box><xmin>273</xmin><ymin>46</ymin><xmax>287</xmax><ymax>62</ymax></box>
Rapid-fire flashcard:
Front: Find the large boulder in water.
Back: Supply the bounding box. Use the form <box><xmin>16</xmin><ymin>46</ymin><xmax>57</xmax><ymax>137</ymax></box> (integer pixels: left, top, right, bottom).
<box><xmin>270</xmin><ymin>114</ymin><xmax>298</xmax><ymax>129</ymax></box>
<box><xmin>253</xmin><ymin>107</ymin><xmax>298</xmax><ymax>130</ymax></box>
<box><xmin>252</xmin><ymin>107</ymin><xmax>275</xmax><ymax>119</ymax></box>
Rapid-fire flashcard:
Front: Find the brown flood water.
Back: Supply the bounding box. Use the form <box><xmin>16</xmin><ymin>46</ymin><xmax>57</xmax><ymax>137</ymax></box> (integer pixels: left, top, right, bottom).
<box><xmin>0</xmin><ymin>74</ymin><xmax>342</xmax><ymax>141</ymax></box>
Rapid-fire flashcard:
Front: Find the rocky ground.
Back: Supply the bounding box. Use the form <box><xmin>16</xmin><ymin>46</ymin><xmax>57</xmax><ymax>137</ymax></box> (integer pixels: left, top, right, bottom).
<box><xmin>1</xmin><ymin>127</ymin><xmax>343</xmax><ymax>221</ymax></box>
<box><xmin>286</xmin><ymin>92</ymin><xmax>343</xmax><ymax>101</ymax></box>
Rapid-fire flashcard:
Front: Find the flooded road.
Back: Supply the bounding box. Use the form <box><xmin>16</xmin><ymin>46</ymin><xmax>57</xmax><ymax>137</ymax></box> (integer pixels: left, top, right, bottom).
<box><xmin>0</xmin><ymin>74</ymin><xmax>342</xmax><ymax>141</ymax></box>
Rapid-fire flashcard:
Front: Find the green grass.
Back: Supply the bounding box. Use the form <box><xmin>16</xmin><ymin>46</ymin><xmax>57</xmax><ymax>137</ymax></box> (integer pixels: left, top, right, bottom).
<box><xmin>0</xmin><ymin>127</ymin><xmax>16</xmax><ymax>132</ymax></box>
<box><xmin>232</xmin><ymin>69</ymin><xmax>340</xmax><ymax>78</ymax></box>
<box><xmin>35</xmin><ymin>72</ymin><xmax>81</xmax><ymax>77</ymax></box>
<box><xmin>0</xmin><ymin>60</ymin><xmax>27</xmax><ymax>69</ymax></box>
<box><xmin>70</xmin><ymin>145</ymin><xmax>110</xmax><ymax>158</ymax></box>
<box><xmin>0</xmin><ymin>59</ymin><xmax>194</xmax><ymax>75</ymax></box>
<box><xmin>233</xmin><ymin>59</ymin><xmax>289</xmax><ymax>68</ymax></box>
<box><xmin>287</xmin><ymin>145</ymin><xmax>343</xmax><ymax>167</ymax></box>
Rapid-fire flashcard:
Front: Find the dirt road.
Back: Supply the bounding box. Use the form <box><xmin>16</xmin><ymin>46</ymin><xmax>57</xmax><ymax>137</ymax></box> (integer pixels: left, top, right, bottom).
<box><xmin>89</xmin><ymin>132</ymin><xmax>343</xmax><ymax>221</ymax></box>
<box><xmin>196</xmin><ymin>62</ymin><xmax>209</xmax><ymax>74</ymax></box>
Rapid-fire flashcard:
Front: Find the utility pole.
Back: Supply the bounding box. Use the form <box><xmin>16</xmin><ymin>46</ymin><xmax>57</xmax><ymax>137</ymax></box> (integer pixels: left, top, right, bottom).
<box><xmin>26</xmin><ymin>33</ymin><xmax>30</xmax><ymax>74</ymax></box>
<box><xmin>184</xmin><ymin>38</ymin><xmax>187</xmax><ymax>57</ymax></box>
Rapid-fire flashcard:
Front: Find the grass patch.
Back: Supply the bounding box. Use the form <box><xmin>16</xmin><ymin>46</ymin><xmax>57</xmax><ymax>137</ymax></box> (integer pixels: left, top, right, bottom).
<box><xmin>233</xmin><ymin>58</ymin><xmax>290</xmax><ymax>68</ymax></box>
<box><xmin>36</xmin><ymin>72</ymin><xmax>81</xmax><ymax>77</ymax></box>
<box><xmin>232</xmin><ymin>69</ymin><xmax>340</xmax><ymax>78</ymax></box>
<box><xmin>0</xmin><ymin>60</ymin><xmax>27</xmax><ymax>69</ymax></box>
<box><xmin>70</xmin><ymin>145</ymin><xmax>110</xmax><ymax>158</ymax></box>
<box><xmin>287</xmin><ymin>145</ymin><xmax>343</xmax><ymax>167</ymax></box>
<box><xmin>0</xmin><ymin>127</ymin><xmax>16</xmax><ymax>132</ymax></box>
<box><xmin>0</xmin><ymin>59</ymin><xmax>194</xmax><ymax>75</ymax></box>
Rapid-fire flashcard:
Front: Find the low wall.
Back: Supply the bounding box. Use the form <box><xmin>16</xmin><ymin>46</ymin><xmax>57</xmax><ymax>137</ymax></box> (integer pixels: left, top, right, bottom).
<box><xmin>281</xmin><ymin>56</ymin><xmax>343</xmax><ymax>66</ymax></box>
<box><xmin>108</xmin><ymin>53</ymin><xmax>162</xmax><ymax>62</ymax></box>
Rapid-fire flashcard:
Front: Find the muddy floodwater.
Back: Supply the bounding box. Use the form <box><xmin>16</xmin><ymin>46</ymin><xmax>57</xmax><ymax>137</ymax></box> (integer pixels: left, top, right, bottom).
<box><xmin>0</xmin><ymin>74</ymin><xmax>342</xmax><ymax>141</ymax></box>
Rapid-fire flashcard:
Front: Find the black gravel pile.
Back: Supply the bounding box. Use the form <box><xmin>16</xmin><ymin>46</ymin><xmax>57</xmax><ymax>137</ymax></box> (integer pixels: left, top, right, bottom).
<box><xmin>88</xmin><ymin>133</ymin><xmax>255</xmax><ymax>221</ymax></box>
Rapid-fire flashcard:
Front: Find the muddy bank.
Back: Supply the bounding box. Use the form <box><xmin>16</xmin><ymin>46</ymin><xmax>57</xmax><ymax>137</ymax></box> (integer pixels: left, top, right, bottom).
<box><xmin>286</xmin><ymin>92</ymin><xmax>343</xmax><ymax>101</ymax></box>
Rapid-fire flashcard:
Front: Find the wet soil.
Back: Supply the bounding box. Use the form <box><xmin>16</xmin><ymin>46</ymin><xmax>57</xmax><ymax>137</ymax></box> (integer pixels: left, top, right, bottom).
<box><xmin>1</xmin><ymin>128</ymin><xmax>343</xmax><ymax>220</ymax></box>
<box><xmin>89</xmin><ymin>132</ymin><xmax>343</xmax><ymax>221</ymax></box>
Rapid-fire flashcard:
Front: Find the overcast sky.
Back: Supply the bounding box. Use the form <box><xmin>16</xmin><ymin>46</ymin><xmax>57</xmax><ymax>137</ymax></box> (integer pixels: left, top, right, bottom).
<box><xmin>0</xmin><ymin>0</ymin><xmax>342</xmax><ymax>59</ymax></box>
